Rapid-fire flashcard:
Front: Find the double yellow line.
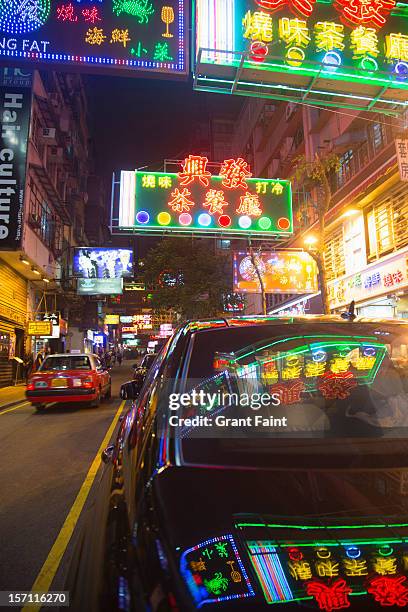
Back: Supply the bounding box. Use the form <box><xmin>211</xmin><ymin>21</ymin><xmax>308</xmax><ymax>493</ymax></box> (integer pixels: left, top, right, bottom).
<box><xmin>22</xmin><ymin>399</ymin><xmax>126</xmax><ymax>612</ymax></box>
<box><xmin>0</xmin><ymin>400</ymin><xmax>29</xmax><ymax>415</ymax></box>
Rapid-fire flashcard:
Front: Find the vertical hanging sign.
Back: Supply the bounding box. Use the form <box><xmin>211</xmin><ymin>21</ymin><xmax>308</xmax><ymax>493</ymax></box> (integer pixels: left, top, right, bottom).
<box><xmin>0</xmin><ymin>68</ymin><xmax>32</xmax><ymax>250</ymax></box>
<box><xmin>396</xmin><ymin>139</ymin><xmax>408</xmax><ymax>182</ymax></box>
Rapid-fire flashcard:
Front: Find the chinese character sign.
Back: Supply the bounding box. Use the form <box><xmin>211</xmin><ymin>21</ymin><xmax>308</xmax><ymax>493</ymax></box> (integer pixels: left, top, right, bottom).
<box><xmin>244</xmin><ymin>521</ymin><xmax>408</xmax><ymax>609</ymax></box>
<box><xmin>117</xmin><ymin>157</ymin><xmax>293</xmax><ymax>236</ymax></box>
<box><xmin>195</xmin><ymin>0</ymin><xmax>408</xmax><ymax>110</ymax></box>
<box><xmin>233</xmin><ymin>251</ymin><xmax>317</xmax><ymax>293</ymax></box>
<box><xmin>396</xmin><ymin>139</ymin><xmax>408</xmax><ymax>182</ymax></box>
<box><xmin>328</xmin><ymin>252</ymin><xmax>408</xmax><ymax>309</ymax></box>
<box><xmin>180</xmin><ymin>534</ymin><xmax>255</xmax><ymax>607</ymax></box>
<box><xmin>0</xmin><ymin>0</ymin><xmax>187</xmax><ymax>76</ymax></box>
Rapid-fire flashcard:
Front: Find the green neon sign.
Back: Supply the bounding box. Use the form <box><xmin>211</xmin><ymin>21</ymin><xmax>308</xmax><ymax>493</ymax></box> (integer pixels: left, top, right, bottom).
<box><xmin>118</xmin><ymin>163</ymin><xmax>293</xmax><ymax>236</ymax></box>
<box><xmin>194</xmin><ymin>0</ymin><xmax>408</xmax><ymax>113</ymax></box>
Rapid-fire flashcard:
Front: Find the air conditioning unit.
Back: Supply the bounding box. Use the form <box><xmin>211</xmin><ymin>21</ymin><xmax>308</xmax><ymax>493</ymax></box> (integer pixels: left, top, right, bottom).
<box><xmin>280</xmin><ymin>137</ymin><xmax>294</xmax><ymax>160</ymax></box>
<box><xmin>49</xmin><ymin>146</ymin><xmax>63</xmax><ymax>160</ymax></box>
<box><xmin>41</xmin><ymin>127</ymin><xmax>57</xmax><ymax>145</ymax></box>
<box><xmin>28</xmin><ymin>213</ymin><xmax>41</xmax><ymax>228</ymax></box>
<box><xmin>49</xmin><ymin>93</ymin><xmax>60</xmax><ymax>108</ymax></box>
<box><xmin>285</xmin><ymin>102</ymin><xmax>298</xmax><ymax>122</ymax></box>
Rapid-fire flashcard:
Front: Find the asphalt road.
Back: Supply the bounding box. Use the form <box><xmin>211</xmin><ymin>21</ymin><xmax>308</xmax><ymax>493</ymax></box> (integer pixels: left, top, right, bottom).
<box><xmin>0</xmin><ymin>362</ymin><xmax>135</xmax><ymax>599</ymax></box>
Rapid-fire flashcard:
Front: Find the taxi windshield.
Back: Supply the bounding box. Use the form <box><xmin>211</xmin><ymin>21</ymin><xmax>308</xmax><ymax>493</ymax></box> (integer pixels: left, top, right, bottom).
<box><xmin>177</xmin><ymin>322</ymin><xmax>408</xmax><ymax>466</ymax></box>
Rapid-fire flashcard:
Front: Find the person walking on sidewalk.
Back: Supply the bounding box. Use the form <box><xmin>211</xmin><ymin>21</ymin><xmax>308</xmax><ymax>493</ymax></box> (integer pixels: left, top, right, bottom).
<box><xmin>24</xmin><ymin>353</ymin><xmax>34</xmax><ymax>383</ymax></box>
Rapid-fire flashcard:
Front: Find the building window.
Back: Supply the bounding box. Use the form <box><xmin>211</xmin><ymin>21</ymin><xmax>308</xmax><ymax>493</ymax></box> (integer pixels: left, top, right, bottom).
<box><xmin>28</xmin><ymin>179</ymin><xmax>61</xmax><ymax>254</ymax></box>
<box><xmin>337</xmin><ymin>149</ymin><xmax>354</xmax><ymax>189</ymax></box>
<box><xmin>217</xmin><ymin>239</ymin><xmax>231</xmax><ymax>250</ymax></box>
<box><xmin>367</xmin><ymin>188</ymin><xmax>408</xmax><ymax>260</ymax></box>
<box><xmin>324</xmin><ymin>226</ymin><xmax>346</xmax><ymax>281</ymax></box>
<box><xmin>343</xmin><ymin>213</ymin><xmax>366</xmax><ymax>275</ymax></box>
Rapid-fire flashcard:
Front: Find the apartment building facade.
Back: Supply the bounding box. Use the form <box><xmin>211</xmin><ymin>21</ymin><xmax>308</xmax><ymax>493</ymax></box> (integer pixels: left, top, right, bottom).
<box><xmin>0</xmin><ymin>67</ymin><xmax>101</xmax><ymax>385</ymax></box>
<box><xmin>231</xmin><ymin>97</ymin><xmax>408</xmax><ymax>318</ymax></box>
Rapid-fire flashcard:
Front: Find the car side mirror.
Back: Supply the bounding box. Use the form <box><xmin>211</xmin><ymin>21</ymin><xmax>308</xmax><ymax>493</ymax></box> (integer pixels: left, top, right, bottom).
<box><xmin>101</xmin><ymin>444</ymin><xmax>115</xmax><ymax>464</ymax></box>
<box><xmin>120</xmin><ymin>380</ymin><xmax>142</xmax><ymax>400</ymax></box>
<box><xmin>132</xmin><ymin>363</ymin><xmax>138</xmax><ymax>369</ymax></box>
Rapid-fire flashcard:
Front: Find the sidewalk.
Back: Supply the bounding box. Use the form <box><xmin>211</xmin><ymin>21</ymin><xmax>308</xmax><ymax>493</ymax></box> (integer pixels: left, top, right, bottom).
<box><xmin>0</xmin><ymin>384</ymin><xmax>26</xmax><ymax>410</ymax></box>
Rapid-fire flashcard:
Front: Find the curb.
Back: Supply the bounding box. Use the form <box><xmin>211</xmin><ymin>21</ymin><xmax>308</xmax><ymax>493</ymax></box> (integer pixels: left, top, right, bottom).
<box><xmin>0</xmin><ymin>397</ymin><xmax>27</xmax><ymax>411</ymax></box>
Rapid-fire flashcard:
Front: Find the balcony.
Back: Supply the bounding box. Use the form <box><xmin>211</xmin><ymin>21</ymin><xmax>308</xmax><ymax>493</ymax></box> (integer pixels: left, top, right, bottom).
<box><xmin>330</xmin><ymin>122</ymin><xmax>396</xmax><ymax>206</ymax></box>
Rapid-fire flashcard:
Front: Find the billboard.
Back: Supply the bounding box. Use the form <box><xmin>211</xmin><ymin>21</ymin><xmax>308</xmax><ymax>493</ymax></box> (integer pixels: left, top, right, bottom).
<box><xmin>77</xmin><ymin>278</ymin><xmax>123</xmax><ymax>295</ymax></box>
<box><xmin>73</xmin><ymin>248</ymin><xmax>133</xmax><ymax>278</ymax></box>
<box><xmin>194</xmin><ymin>0</ymin><xmax>408</xmax><ymax>113</ymax></box>
<box><xmin>233</xmin><ymin>251</ymin><xmax>318</xmax><ymax>293</ymax></box>
<box><xmin>0</xmin><ymin>68</ymin><xmax>32</xmax><ymax>250</ymax></box>
<box><xmin>0</xmin><ymin>0</ymin><xmax>187</xmax><ymax>78</ymax></box>
<box><xmin>116</xmin><ymin>155</ymin><xmax>293</xmax><ymax>237</ymax></box>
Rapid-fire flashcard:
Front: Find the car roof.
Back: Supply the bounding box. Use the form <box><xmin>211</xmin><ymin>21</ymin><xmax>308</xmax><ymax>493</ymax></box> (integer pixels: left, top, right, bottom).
<box><xmin>43</xmin><ymin>353</ymin><xmax>95</xmax><ymax>358</ymax></box>
<box><xmin>179</xmin><ymin>315</ymin><xmax>408</xmax><ymax>333</ymax></box>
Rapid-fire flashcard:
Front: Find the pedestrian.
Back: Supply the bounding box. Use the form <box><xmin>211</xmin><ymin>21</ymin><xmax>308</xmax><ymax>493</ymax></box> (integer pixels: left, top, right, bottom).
<box><xmin>117</xmin><ymin>351</ymin><xmax>122</xmax><ymax>367</ymax></box>
<box><xmin>34</xmin><ymin>348</ymin><xmax>45</xmax><ymax>372</ymax></box>
<box><xmin>24</xmin><ymin>352</ymin><xmax>34</xmax><ymax>383</ymax></box>
<box><xmin>104</xmin><ymin>351</ymin><xmax>111</xmax><ymax>369</ymax></box>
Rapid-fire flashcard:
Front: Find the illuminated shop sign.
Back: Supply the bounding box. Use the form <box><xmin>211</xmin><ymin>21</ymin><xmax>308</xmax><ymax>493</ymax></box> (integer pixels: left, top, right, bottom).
<box><xmin>233</xmin><ymin>251</ymin><xmax>318</xmax><ymax>294</ymax></box>
<box><xmin>27</xmin><ymin>320</ymin><xmax>53</xmax><ymax>335</ymax></box>
<box><xmin>194</xmin><ymin>0</ymin><xmax>408</xmax><ymax>113</ymax></box>
<box><xmin>117</xmin><ymin>156</ymin><xmax>292</xmax><ymax>236</ymax></box>
<box><xmin>77</xmin><ymin>277</ymin><xmax>123</xmax><ymax>295</ymax></box>
<box><xmin>328</xmin><ymin>251</ymin><xmax>408</xmax><ymax>309</ymax></box>
<box><xmin>0</xmin><ymin>0</ymin><xmax>187</xmax><ymax>77</ymax></box>
<box><xmin>0</xmin><ymin>68</ymin><xmax>32</xmax><ymax>250</ymax></box>
<box><xmin>73</xmin><ymin>248</ymin><xmax>133</xmax><ymax>279</ymax></box>
<box><xmin>104</xmin><ymin>314</ymin><xmax>120</xmax><ymax>324</ymax></box>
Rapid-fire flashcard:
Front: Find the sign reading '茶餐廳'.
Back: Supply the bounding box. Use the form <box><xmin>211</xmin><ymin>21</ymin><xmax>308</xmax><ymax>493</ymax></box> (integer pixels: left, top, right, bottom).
<box><xmin>194</xmin><ymin>0</ymin><xmax>408</xmax><ymax>112</ymax></box>
<box><xmin>0</xmin><ymin>0</ymin><xmax>187</xmax><ymax>76</ymax></box>
<box><xmin>117</xmin><ymin>155</ymin><xmax>293</xmax><ymax>236</ymax></box>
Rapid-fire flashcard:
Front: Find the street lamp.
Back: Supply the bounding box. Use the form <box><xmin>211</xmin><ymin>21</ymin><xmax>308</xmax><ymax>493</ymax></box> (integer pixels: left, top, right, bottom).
<box><xmin>341</xmin><ymin>208</ymin><xmax>359</xmax><ymax>218</ymax></box>
<box><xmin>304</xmin><ymin>235</ymin><xmax>318</xmax><ymax>247</ymax></box>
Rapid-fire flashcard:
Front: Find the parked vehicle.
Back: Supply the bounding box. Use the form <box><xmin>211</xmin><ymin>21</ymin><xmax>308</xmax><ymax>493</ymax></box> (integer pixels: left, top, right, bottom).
<box><xmin>26</xmin><ymin>353</ymin><xmax>111</xmax><ymax>411</ymax></box>
<box><xmin>66</xmin><ymin>317</ymin><xmax>408</xmax><ymax>611</ymax></box>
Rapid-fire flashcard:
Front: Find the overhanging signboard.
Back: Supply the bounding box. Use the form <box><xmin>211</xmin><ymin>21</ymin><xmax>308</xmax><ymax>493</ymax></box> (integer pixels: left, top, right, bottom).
<box><xmin>0</xmin><ymin>0</ymin><xmax>187</xmax><ymax>77</ymax></box>
<box><xmin>77</xmin><ymin>278</ymin><xmax>123</xmax><ymax>295</ymax></box>
<box><xmin>233</xmin><ymin>250</ymin><xmax>318</xmax><ymax>293</ymax></box>
<box><xmin>27</xmin><ymin>320</ymin><xmax>53</xmax><ymax>336</ymax></box>
<box><xmin>116</xmin><ymin>155</ymin><xmax>293</xmax><ymax>237</ymax></box>
<box><xmin>0</xmin><ymin>68</ymin><xmax>32</xmax><ymax>250</ymax></box>
<box><xmin>194</xmin><ymin>0</ymin><xmax>408</xmax><ymax>113</ymax></box>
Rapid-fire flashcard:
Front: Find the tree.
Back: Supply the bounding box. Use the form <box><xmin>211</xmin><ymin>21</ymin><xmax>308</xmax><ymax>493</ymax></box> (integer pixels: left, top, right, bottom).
<box><xmin>142</xmin><ymin>238</ymin><xmax>231</xmax><ymax>319</ymax></box>
<box><xmin>291</xmin><ymin>152</ymin><xmax>340</xmax><ymax>314</ymax></box>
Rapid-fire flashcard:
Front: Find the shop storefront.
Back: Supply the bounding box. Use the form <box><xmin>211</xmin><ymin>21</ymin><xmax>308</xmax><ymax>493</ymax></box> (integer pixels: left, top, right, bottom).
<box><xmin>328</xmin><ymin>247</ymin><xmax>408</xmax><ymax>318</ymax></box>
<box><xmin>0</xmin><ymin>260</ymin><xmax>28</xmax><ymax>386</ymax></box>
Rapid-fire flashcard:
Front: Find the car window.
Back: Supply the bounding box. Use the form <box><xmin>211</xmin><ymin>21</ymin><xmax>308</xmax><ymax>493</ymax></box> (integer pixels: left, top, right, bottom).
<box><xmin>175</xmin><ymin>322</ymin><xmax>408</xmax><ymax>467</ymax></box>
<box><xmin>40</xmin><ymin>356</ymin><xmax>92</xmax><ymax>371</ymax></box>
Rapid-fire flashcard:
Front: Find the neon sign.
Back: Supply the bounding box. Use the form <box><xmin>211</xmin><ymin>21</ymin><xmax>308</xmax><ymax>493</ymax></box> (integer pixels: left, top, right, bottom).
<box><xmin>0</xmin><ymin>0</ymin><xmax>187</xmax><ymax>76</ymax></box>
<box><xmin>116</xmin><ymin>156</ymin><xmax>293</xmax><ymax>236</ymax></box>
<box><xmin>243</xmin><ymin>519</ymin><xmax>408</xmax><ymax>609</ymax></box>
<box><xmin>180</xmin><ymin>534</ymin><xmax>255</xmax><ymax>607</ymax></box>
<box><xmin>194</xmin><ymin>0</ymin><xmax>408</xmax><ymax>113</ymax></box>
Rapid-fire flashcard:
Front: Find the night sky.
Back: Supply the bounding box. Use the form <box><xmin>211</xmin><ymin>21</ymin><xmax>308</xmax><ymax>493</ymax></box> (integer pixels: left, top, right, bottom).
<box><xmin>87</xmin><ymin>74</ymin><xmax>242</xmax><ymax>177</ymax></box>
<box><xmin>86</xmin><ymin>74</ymin><xmax>242</xmax><ymax>255</ymax></box>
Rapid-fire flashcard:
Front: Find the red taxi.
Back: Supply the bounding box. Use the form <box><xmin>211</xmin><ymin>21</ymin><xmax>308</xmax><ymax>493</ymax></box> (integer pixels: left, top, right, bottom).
<box><xmin>26</xmin><ymin>353</ymin><xmax>111</xmax><ymax>411</ymax></box>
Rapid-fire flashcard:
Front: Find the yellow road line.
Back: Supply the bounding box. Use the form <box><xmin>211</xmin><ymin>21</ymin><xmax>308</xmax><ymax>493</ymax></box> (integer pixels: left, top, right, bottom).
<box><xmin>0</xmin><ymin>401</ymin><xmax>29</xmax><ymax>415</ymax></box>
<box><xmin>23</xmin><ymin>400</ymin><xmax>127</xmax><ymax>612</ymax></box>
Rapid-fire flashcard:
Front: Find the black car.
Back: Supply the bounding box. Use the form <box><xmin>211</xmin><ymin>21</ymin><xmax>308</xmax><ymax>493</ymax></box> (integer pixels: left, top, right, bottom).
<box><xmin>67</xmin><ymin>316</ymin><xmax>408</xmax><ymax>611</ymax></box>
